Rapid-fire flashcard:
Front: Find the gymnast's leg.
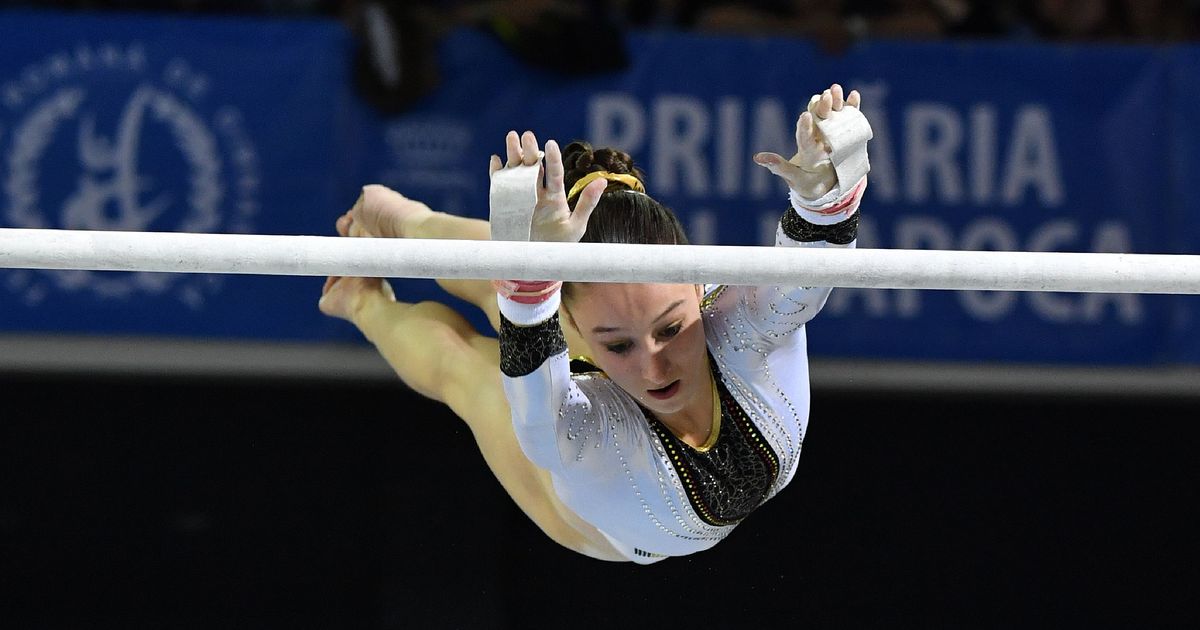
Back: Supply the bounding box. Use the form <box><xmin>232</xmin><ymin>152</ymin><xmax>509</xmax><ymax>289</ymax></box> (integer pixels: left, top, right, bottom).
<box><xmin>346</xmin><ymin>184</ymin><xmax>501</xmax><ymax>331</ymax></box>
<box><xmin>318</xmin><ymin>274</ymin><xmax>623</xmax><ymax>561</ymax></box>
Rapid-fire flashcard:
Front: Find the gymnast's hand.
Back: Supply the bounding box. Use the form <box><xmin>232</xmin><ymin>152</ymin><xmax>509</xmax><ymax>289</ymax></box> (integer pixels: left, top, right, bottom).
<box><xmin>489</xmin><ymin>130</ymin><xmax>606</xmax><ymax>242</ymax></box>
<box><xmin>753</xmin><ymin>83</ymin><xmax>861</xmax><ymax>200</ymax></box>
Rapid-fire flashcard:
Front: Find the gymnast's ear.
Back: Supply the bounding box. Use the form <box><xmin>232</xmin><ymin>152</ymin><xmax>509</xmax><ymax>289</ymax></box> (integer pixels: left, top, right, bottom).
<box><xmin>695</xmin><ymin>284</ymin><xmax>703</xmax><ymax>301</ymax></box>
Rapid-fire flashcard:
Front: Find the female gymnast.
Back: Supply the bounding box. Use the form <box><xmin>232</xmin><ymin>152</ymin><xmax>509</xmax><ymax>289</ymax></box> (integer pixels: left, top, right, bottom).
<box><xmin>319</xmin><ymin>83</ymin><xmax>871</xmax><ymax>563</ymax></box>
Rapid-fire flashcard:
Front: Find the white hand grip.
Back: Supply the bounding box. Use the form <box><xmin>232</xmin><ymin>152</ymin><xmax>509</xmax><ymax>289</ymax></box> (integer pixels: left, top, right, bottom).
<box><xmin>815</xmin><ymin>105</ymin><xmax>873</xmax><ymax>193</ymax></box>
<box><xmin>489</xmin><ymin>158</ymin><xmax>542</xmax><ymax>242</ymax></box>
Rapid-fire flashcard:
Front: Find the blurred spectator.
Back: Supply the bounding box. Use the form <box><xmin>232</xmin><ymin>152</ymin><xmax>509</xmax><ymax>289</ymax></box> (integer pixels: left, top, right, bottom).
<box><xmin>349</xmin><ymin>2</ymin><xmax>442</xmax><ymax>114</ymax></box>
<box><xmin>1019</xmin><ymin>0</ymin><xmax>1125</xmax><ymax>39</ymax></box>
<box><xmin>457</xmin><ymin>0</ymin><xmax>628</xmax><ymax>74</ymax></box>
<box><xmin>0</xmin><ymin>0</ymin><xmax>345</xmax><ymax>14</ymax></box>
<box><xmin>1017</xmin><ymin>0</ymin><xmax>1199</xmax><ymax>42</ymax></box>
<box><xmin>0</xmin><ymin>0</ymin><xmax>343</xmax><ymax>13</ymax></box>
<box><xmin>644</xmin><ymin>1</ymin><xmax>853</xmax><ymax>53</ymax></box>
<box><xmin>615</xmin><ymin>0</ymin><xmax>690</xmax><ymax>28</ymax></box>
<box><xmin>612</xmin><ymin>0</ymin><xmax>1028</xmax><ymax>47</ymax></box>
<box><xmin>1112</xmin><ymin>0</ymin><xmax>1199</xmax><ymax>41</ymax></box>
<box><xmin>840</xmin><ymin>0</ymin><xmax>1030</xmax><ymax>39</ymax></box>
<box><xmin>350</xmin><ymin>1</ymin><xmax>628</xmax><ymax>113</ymax></box>
<box><xmin>2</xmin><ymin>0</ymin><xmax>1196</xmax><ymax>47</ymax></box>
<box><xmin>937</xmin><ymin>0</ymin><xmax>1026</xmax><ymax>37</ymax></box>
<box><xmin>0</xmin><ymin>0</ymin><xmax>630</xmax><ymax>113</ymax></box>
<box><xmin>843</xmin><ymin>0</ymin><xmax>949</xmax><ymax>38</ymax></box>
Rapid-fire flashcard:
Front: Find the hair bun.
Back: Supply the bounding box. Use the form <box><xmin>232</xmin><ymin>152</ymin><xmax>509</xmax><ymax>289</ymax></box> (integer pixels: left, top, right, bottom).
<box><xmin>563</xmin><ymin>140</ymin><xmax>645</xmax><ymax>196</ymax></box>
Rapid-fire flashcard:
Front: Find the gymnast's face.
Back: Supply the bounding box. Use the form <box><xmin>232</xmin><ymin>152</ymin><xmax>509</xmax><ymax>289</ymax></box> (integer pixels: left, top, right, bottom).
<box><xmin>565</xmin><ymin>282</ymin><xmax>709</xmax><ymax>418</ymax></box>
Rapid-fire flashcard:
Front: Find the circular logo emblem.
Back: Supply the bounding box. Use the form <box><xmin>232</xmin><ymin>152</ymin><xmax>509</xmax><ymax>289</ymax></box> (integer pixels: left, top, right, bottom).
<box><xmin>1</xmin><ymin>43</ymin><xmax>260</xmax><ymax>307</ymax></box>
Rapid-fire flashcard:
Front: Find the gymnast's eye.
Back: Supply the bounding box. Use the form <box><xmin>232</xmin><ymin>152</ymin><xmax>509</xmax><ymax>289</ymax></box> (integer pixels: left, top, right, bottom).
<box><xmin>604</xmin><ymin>341</ymin><xmax>632</xmax><ymax>355</ymax></box>
<box><xmin>659</xmin><ymin>323</ymin><xmax>682</xmax><ymax>339</ymax></box>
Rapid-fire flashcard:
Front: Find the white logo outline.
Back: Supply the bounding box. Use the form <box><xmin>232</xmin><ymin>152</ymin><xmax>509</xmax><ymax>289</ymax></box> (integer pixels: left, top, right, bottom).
<box><xmin>1</xmin><ymin>43</ymin><xmax>259</xmax><ymax>308</ymax></box>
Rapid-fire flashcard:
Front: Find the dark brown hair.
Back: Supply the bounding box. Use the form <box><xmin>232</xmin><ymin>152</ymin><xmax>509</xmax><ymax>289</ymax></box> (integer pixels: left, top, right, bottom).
<box><xmin>562</xmin><ymin>141</ymin><xmax>688</xmax><ymax>246</ymax></box>
<box><xmin>560</xmin><ymin>141</ymin><xmax>689</xmax><ymax>301</ymax></box>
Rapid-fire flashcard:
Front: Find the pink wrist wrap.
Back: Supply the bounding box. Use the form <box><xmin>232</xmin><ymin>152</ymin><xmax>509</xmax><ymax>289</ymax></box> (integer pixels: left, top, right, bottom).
<box><xmin>492</xmin><ymin>279</ymin><xmax>562</xmax><ymax>304</ymax></box>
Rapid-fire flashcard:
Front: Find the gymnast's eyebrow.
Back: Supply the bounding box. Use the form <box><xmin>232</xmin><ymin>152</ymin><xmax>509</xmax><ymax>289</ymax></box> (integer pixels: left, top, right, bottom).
<box><xmin>591</xmin><ymin>299</ymin><xmax>686</xmax><ymax>334</ymax></box>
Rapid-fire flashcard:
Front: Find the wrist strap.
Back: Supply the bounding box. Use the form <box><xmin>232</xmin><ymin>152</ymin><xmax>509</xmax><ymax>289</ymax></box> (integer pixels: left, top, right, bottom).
<box><xmin>493</xmin><ymin>279</ymin><xmax>562</xmax><ymax>304</ymax></box>
<box><xmin>790</xmin><ymin>175</ymin><xmax>867</xmax><ymax>225</ymax></box>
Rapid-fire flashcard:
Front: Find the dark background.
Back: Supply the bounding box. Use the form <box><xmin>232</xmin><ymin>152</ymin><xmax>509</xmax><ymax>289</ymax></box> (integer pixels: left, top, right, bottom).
<box><xmin>2</xmin><ymin>372</ymin><xmax>1196</xmax><ymax>628</ymax></box>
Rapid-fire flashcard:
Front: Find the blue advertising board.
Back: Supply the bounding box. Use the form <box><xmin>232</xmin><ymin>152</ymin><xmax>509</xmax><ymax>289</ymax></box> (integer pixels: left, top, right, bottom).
<box><xmin>1</xmin><ymin>10</ymin><xmax>1196</xmax><ymax>366</ymax></box>
<box><xmin>1168</xmin><ymin>47</ymin><xmax>1200</xmax><ymax>364</ymax></box>
<box><xmin>0</xmin><ymin>11</ymin><xmax>359</xmax><ymax>341</ymax></box>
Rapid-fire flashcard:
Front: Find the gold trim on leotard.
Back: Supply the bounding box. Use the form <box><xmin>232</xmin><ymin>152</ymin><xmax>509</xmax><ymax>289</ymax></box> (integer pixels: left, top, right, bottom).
<box><xmin>644</xmin><ymin>356</ymin><xmax>779</xmax><ymax>527</ymax></box>
<box><xmin>690</xmin><ymin>370</ymin><xmax>722</xmax><ymax>453</ymax></box>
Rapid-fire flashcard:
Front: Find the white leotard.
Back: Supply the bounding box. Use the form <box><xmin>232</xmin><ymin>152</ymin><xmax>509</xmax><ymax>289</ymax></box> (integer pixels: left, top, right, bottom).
<box><xmin>498</xmin><ymin>182</ymin><xmax>864</xmax><ymax>563</ymax></box>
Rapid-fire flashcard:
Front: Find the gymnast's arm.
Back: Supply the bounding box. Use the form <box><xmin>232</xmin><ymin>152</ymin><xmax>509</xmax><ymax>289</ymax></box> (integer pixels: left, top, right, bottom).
<box><xmin>495</xmin><ymin>288</ymin><xmax>628</xmax><ymax>480</ymax></box>
<box><xmin>717</xmin><ymin>175</ymin><xmax>865</xmax><ymax>343</ymax></box>
<box><xmin>487</xmin><ymin>129</ymin><xmax>649</xmax><ymax>480</ymax></box>
<box><xmin>717</xmin><ymin>82</ymin><xmax>870</xmax><ymax>344</ymax></box>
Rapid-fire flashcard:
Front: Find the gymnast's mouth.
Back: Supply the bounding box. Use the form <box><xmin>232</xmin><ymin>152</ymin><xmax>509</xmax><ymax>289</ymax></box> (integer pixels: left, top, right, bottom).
<box><xmin>646</xmin><ymin>380</ymin><xmax>680</xmax><ymax>400</ymax></box>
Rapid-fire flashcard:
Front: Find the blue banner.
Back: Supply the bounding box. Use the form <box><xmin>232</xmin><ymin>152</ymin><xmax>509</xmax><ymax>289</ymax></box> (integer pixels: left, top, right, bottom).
<box><xmin>1</xmin><ymin>11</ymin><xmax>1197</xmax><ymax>366</ymax></box>
<box><xmin>1167</xmin><ymin>47</ymin><xmax>1200</xmax><ymax>365</ymax></box>
<box><xmin>0</xmin><ymin>10</ymin><xmax>359</xmax><ymax>341</ymax></box>
<box><xmin>354</xmin><ymin>31</ymin><xmax>1186</xmax><ymax>365</ymax></box>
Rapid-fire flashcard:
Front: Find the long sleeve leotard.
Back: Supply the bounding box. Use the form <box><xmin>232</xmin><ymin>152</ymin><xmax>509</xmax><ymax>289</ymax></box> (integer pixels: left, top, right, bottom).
<box><xmin>498</xmin><ymin>179</ymin><xmax>865</xmax><ymax>563</ymax></box>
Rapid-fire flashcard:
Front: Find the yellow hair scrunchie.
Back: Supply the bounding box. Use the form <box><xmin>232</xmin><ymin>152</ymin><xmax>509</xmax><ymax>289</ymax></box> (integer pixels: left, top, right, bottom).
<box><xmin>566</xmin><ymin>171</ymin><xmax>646</xmax><ymax>203</ymax></box>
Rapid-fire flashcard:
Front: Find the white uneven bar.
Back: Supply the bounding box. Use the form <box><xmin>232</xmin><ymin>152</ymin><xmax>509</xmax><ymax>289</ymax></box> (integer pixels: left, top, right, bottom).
<box><xmin>2</xmin><ymin>228</ymin><xmax>1199</xmax><ymax>293</ymax></box>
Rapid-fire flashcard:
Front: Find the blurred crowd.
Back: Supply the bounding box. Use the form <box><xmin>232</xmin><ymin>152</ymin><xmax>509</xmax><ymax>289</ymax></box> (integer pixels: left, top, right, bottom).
<box><xmin>630</xmin><ymin>0</ymin><xmax>1200</xmax><ymax>42</ymax></box>
<box><xmin>4</xmin><ymin>0</ymin><xmax>1199</xmax><ymax>43</ymax></box>
<box><xmin>4</xmin><ymin>0</ymin><xmax>1197</xmax><ymax>112</ymax></box>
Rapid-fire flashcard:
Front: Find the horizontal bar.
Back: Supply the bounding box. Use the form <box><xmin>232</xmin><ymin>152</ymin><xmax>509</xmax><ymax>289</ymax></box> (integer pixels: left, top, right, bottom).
<box><xmin>1</xmin><ymin>228</ymin><xmax>1199</xmax><ymax>293</ymax></box>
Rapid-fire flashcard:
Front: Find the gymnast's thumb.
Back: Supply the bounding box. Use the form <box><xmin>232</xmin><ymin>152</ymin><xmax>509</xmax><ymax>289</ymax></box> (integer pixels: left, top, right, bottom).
<box><xmin>570</xmin><ymin>179</ymin><xmax>606</xmax><ymax>233</ymax></box>
<box><xmin>753</xmin><ymin>152</ymin><xmax>786</xmax><ymax>174</ymax></box>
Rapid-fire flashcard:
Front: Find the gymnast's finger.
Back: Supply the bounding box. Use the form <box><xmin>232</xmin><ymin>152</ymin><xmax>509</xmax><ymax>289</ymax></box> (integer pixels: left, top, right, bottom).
<box><xmin>795</xmin><ymin>110</ymin><xmax>816</xmax><ymax>150</ymax></box>
<box><xmin>571</xmin><ymin>179</ymin><xmax>607</xmax><ymax>228</ymax></box>
<box><xmin>521</xmin><ymin>130</ymin><xmax>540</xmax><ymax>166</ymax></box>
<box><xmin>505</xmin><ymin>130</ymin><xmax>522</xmax><ymax>167</ymax></box>
<box><xmin>752</xmin><ymin>151</ymin><xmax>798</xmax><ymax>187</ymax></box>
<box><xmin>815</xmin><ymin>89</ymin><xmax>833</xmax><ymax>119</ymax></box>
<box><xmin>544</xmin><ymin>140</ymin><xmax>565</xmax><ymax>197</ymax></box>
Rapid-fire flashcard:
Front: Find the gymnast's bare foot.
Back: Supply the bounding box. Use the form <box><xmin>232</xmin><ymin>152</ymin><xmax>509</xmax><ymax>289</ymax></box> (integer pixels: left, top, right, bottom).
<box><xmin>341</xmin><ymin>184</ymin><xmax>434</xmax><ymax>239</ymax></box>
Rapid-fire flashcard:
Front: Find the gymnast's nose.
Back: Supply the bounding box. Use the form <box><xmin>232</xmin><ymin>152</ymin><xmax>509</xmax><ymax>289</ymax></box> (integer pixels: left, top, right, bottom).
<box><xmin>641</xmin><ymin>344</ymin><xmax>671</xmax><ymax>385</ymax></box>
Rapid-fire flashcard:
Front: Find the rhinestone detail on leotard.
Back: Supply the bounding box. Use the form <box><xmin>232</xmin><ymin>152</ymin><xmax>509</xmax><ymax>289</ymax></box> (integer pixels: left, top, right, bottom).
<box><xmin>644</xmin><ymin>359</ymin><xmax>780</xmax><ymax>527</ymax></box>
